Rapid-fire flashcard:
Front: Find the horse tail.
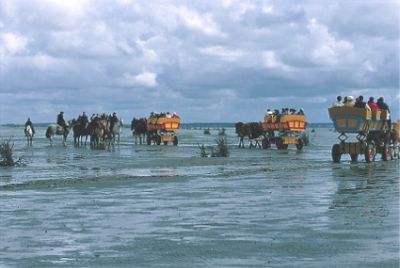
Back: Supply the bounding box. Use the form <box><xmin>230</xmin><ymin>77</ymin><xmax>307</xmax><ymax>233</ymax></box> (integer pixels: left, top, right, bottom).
<box><xmin>46</xmin><ymin>127</ymin><xmax>51</xmax><ymax>138</ymax></box>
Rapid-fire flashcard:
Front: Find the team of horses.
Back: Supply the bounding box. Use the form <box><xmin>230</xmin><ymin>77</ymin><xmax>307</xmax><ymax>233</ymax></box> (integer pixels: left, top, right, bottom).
<box><xmin>44</xmin><ymin>117</ymin><xmax>123</xmax><ymax>147</ymax></box>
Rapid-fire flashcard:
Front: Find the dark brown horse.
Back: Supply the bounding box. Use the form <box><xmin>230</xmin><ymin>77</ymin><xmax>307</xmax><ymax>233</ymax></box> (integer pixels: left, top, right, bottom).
<box><xmin>131</xmin><ymin>118</ymin><xmax>147</xmax><ymax>144</ymax></box>
<box><xmin>235</xmin><ymin>122</ymin><xmax>264</xmax><ymax>148</ymax></box>
<box><xmin>72</xmin><ymin>120</ymin><xmax>90</xmax><ymax>146</ymax></box>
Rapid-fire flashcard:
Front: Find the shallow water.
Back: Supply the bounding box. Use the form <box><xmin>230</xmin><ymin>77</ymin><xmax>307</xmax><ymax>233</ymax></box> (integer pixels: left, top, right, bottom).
<box><xmin>0</xmin><ymin>126</ymin><xmax>399</xmax><ymax>267</ymax></box>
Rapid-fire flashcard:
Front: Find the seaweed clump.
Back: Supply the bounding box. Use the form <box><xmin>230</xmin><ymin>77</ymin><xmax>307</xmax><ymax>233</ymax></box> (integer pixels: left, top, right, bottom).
<box><xmin>199</xmin><ymin>137</ymin><xmax>229</xmax><ymax>158</ymax></box>
<box><xmin>0</xmin><ymin>140</ymin><xmax>23</xmax><ymax>166</ymax></box>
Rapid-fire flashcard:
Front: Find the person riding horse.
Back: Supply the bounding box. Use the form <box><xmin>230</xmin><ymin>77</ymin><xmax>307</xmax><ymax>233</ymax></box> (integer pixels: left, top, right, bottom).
<box><xmin>25</xmin><ymin>117</ymin><xmax>35</xmax><ymax>136</ymax></box>
<box><xmin>109</xmin><ymin>112</ymin><xmax>119</xmax><ymax>131</ymax></box>
<box><xmin>57</xmin><ymin>111</ymin><xmax>68</xmax><ymax>131</ymax></box>
<box><xmin>78</xmin><ymin>112</ymin><xmax>89</xmax><ymax>126</ymax></box>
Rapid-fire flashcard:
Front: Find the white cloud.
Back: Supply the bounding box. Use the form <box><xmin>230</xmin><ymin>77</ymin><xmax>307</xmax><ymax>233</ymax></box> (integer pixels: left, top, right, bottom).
<box><xmin>262</xmin><ymin>51</ymin><xmax>292</xmax><ymax>71</ymax></box>
<box><xmin>120</xmin><ymin>71</ymin><xmax>157</xmax><ymax>88</ymax></box>
<box><xmin>307</xmin><ymin>18</ymin><xmax>354</xmax><ymax>65</ymax></box>
<box><xmin>199</xmin><ymin>46</ymin><xmax>244</xmax><ymax>62</ymax></box>
<box><xmin>1</xmin><ymin>32</ymin><xmax>28</xmax><ymax>55</ymax></box>
<box><xmin>176</xmin><ymin>6</ymin><xmax>225</xmax><ymax>37</ymax></box>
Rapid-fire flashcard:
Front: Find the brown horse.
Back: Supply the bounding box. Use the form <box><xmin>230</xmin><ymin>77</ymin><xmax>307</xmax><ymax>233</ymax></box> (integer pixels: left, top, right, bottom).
<box><xmin>72</xmin><ymin>120</ymin><xmax>90</xmax><ymax>146</ymax></box>
<box><xmin>88</xmin><ymin>119</ymin><xmax>111</xmax><ymax>148</ymax></box>
<box><xmin>131</xmin><ymin>118</ymin><xmax>147</xmax><ymax>144</ymax></box>
<box><xmin>235</xmin><ymin>122</ymin><xmax>264</xmax><ymax>148</ymax></box>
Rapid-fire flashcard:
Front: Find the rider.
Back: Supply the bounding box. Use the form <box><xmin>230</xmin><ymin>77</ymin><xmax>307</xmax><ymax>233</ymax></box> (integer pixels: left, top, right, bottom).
<box><xmin>109</xmin><ymin>112</ymin><xmax>119</xmax><ymax>131</ymax></box>
<box><xmin>24</xmin><ymin>117</ymin><xmax>35</xmax><ymax>136</ymax></box>
<box><xmin>78</xmin><ymin>112</ymin><xmax>89</xmax><ymax>126</ymax></box>
<box><xmin>57</xmin><ymin>111</ymin><xmax>67</xmax><ymax>131</ymax></box>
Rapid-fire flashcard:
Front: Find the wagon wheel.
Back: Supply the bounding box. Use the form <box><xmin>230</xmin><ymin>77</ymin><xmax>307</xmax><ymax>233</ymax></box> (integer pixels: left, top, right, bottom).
<box><xmin>382</xmin><ymin>144</ymin><xmax>391</xmax><ymax>161</ymax></box>
<box><xmin>331</xmin><ymin>144</ymin><xmax>341</xmax><ymax>163</ymax></box>
<box><xmin>364</xmin><ymin>144</ymin><xmax>376</xmax><ymax>163</ymax></box>
<box><xmin>296</xmin><ymin>139</ymin><xmax>304</xmax><ymax>150</ymax></box>
<box><xmin>156</xmin><ymin>135</ymin><xmax>161</xmax><ymax>145</ymax></box>
<box><xmin>350</xmin><ymin>154</ymin><xmax>358</xmax><ymax>162</ymax></box>
<box><xmin>276</xmin><ymin>138</ymin><xmax>288</xmax><ymax>150</ymax></box>
<box><xmin>173</xmin><ymin>136</ymin><xmax>178</xmax><ymax>146</ymax></box>
<box><xmin>394</xmin><ymin>145</ymin><xmax>400</xmax><ymax>159</ymax></box>
<box><xmin>262</xmin><ymin>138</ymin><xmax>270</xmax><ymax>149</ymax></box>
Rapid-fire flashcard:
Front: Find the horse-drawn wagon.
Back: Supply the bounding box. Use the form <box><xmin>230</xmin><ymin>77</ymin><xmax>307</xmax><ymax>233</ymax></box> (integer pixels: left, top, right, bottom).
<box><xmin>328</xmin><ymin>107</ymin><xmax>397</xmax><ymax>162</ymax></box>
<box><xmin>146</xmin><ymin>113</ymin><xmax>180</xmax><ymax>145</ymax></box>
<box><xmin>260</xmin><ymin>114</ymin><xmax>308</xmax><ymax>150</ymax></box>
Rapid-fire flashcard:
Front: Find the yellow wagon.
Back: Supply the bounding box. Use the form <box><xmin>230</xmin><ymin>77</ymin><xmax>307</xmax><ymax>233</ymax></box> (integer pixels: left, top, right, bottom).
<box><xmin>328</xmin><ymin>107</ymin><xmax>395</xmax><ymax>162</ymax></box>
<box><xmin>261</xmin><ymin>114</ymin><xmax>308</xmax><ymax>150</ymax></box>
<box><xmin>147</xmin><ymin>114</ymin><xmax>180</xmax><ymax>145</ymax></box>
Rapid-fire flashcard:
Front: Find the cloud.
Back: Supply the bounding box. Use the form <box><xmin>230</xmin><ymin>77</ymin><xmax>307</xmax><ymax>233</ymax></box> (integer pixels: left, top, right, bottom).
<box><xmin>199</xmin><ymin>46</ymin><xmax>244</xmax><ymax>62</ymax></box>
<box><xmin>120</xmin><ymin>71</ymin><xmax>157</xmax><ymax>88</ymax></box>
<box><xmin>262</xmin><ymin>50</ymin><xmax>292</xmax><ymax>71</ymax></box>
<box><xmin>307</xmin><ymin>18</ymin><xmax>354</xmax><ymax>65</ymax></box>
<box><xmin>0</xmin><ymin>0</ymin><xmax>398</xmax><ymax>123</ymax></box>
<box><xmin>0</xmin><ymin>32</ymin><xmax>28</xmax><ymax>57</ymax></box>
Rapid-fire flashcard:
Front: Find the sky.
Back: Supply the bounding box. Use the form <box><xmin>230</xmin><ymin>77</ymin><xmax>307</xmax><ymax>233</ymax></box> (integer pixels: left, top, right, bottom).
<box><xmin>0</xmin><ymin>0</ymin><xmax>399</xmax><ymax>124</ymax></box>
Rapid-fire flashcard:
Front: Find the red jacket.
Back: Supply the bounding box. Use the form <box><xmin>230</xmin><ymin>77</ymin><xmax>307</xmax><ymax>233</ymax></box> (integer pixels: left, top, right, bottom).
<box><xmin>368</xmin><ymin>101</ymin><xmax>380</xmax><ymax>111</ymax></box>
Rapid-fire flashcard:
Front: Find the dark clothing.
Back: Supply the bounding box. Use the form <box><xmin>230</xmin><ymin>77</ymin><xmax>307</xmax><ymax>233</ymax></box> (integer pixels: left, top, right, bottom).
<box><xmin>79</xmin><ymin>115</ymin><xmax>89</xmax><ymax>125</ymax></box>
<box><xmin>25</xmin><ymin>120</ymin><xmax>35</xmax><ymax>134</ymax></box>
<box><xmin>110</xmin><ymin>115</ymin><xmax>119</xmax><ymax>130</ymax></box>
<box><xmin>57</xmin><ymin>113</ymin><xmax>67</xmax><ymax>128</ymax></box>
<box><xmin>354</xmin><ymin>100</ymin><xmax>367</xmax><ymax>108</ymax></box>
<box><xmin>377</xmin><ymin>100</ymin><xmax>390</xmax><ymax>112</ymax></box>
<box><xmin>377</xmin><ymin>100</ymin><xmax>391</xmax><ymax>129</ymax></box>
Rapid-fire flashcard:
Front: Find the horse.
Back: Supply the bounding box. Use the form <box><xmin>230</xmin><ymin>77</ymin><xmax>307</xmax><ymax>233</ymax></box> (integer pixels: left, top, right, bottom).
<box><xmin>72</xmin><ymin>120</ymin><xmax>90</xmax><ymax>146</ymax></box>
<box><xmin>131</xmin><ymin>118</ymin><xmax>147</xmax><ymax>144</ymax></box>
<box><xmin>110</xmin><ymin>119</ymin><xmax>123</xmax><ymax>145</ymax></box>
<box><xmin>88</xmin><ymin>119</ymin><xmax>111</xmax><ymax>148</ymax></box>
<box><xmin>235</xmin><ymin>122</ymin><xmax>264</xmax><ymax>148</ymax></box>
<box><xmin>24</xmin><ymin>125</ymin><xmax>33</xmax><ymax>146</ymax></box>
<box><xmin>46</xmin><ymin>123</ymin><xmax>69</xmax><ymax>146</ymax></box>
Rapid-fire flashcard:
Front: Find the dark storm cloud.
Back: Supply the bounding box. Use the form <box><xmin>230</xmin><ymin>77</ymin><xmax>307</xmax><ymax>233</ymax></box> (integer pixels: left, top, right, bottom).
<box><xmin>0</xmin><ymin>0</ymin><xmax>398</xmax><ymax>124</ymax></box>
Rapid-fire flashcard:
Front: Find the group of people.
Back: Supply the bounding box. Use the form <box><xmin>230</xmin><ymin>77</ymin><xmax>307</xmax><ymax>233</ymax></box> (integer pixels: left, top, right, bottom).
<box><xmin>332</xmin><ymin>95</ymin><xmax>391</xmax><ymax>127</ymax></box>
<box><xmin>332</xmin><ymin>95</ymin><xmax>390</xmax><ymax>112</ymax></box>
<box><xmin>264</xmin><ymin>108</ymin><xmax>305</xmax><ymax>123</ymax></box>
<box><xmin>149</xmin><ymin>112</ymin><xmax>180</xmax><ymax>119</ymax></box>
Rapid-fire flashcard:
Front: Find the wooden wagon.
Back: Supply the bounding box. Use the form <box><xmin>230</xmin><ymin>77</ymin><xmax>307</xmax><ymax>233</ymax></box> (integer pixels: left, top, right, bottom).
<box><xmin>260</xmin><ymin>114</ymin><xmax>308</xmax><ymax>150</ymax></box>
<box><xmin>146</xmin><ymin>114</ymin><xmax>180</xmax><ymax>145</ymax></box>
<box><xmin>328</xmin><ymin>107</ymin><xmax>396</xmax><ymax>162</ymax></box>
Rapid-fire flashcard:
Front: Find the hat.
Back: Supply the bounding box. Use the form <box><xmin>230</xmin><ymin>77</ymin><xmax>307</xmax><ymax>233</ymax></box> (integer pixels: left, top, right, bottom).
<box><xmin>347</xmin><ymin>96</ymin><xmax>354</xmax><ymax>101</ymax></box>
<box><xmin>60</xmin><ymin>111</ymin><xmax>64</xmax><ymax>114</ymax></box>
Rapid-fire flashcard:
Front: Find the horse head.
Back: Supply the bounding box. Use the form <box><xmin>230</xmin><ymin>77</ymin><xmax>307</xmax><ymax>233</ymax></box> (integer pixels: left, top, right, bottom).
<box><xmin>235</xmin><ymin>122</ymin><xmax>245</xmax><ymax>136</ymax></box>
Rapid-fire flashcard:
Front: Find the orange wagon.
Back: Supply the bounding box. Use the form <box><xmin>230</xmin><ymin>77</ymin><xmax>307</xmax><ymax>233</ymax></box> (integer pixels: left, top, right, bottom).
<box><xmin>261</xmin><ymin>114</ymin><xmax>308</xmax><ymax>150</ymax></box>
<box><xmin>146</xmin><ymin>114</ymin><xmax>181</xmax><ymax>145</ymax></box>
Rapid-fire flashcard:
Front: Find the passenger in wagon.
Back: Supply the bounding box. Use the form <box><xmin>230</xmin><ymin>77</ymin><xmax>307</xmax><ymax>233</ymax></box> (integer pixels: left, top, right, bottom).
<box><xmin>377</xmin><ymin>97</ymin><xmax>391</xmax><ymax>128</ymax></box>
<box><xmin>354</xmin><ymin>95</ymin><xmax>371</xmax><ymax>111</ymax></box>
<box><xmin>367</xmin><ymin>97</ymin><xmax>380</xmax><ymax>111</ymax></box>
<box><xmin>344</xmin><ymin>96</ymin><xmax>355</xmax><ymax>107</ymax></box>
<box><xmin>332</xmin><ymin>96</ymin><xmax>344</xmax><ymax>107</ymax></box>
